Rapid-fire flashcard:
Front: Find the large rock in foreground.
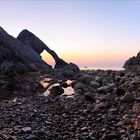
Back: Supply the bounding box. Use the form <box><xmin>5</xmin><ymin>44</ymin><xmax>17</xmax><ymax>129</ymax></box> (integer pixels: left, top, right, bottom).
<box><xmin>123</xmin><ymin>52</ymin><xmax>140</xmax><ymax>71</ymax></box>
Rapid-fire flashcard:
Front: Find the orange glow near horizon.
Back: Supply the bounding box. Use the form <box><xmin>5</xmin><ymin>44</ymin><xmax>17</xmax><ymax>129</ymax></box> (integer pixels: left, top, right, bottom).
<box><xmin>41</xmin><ymin>50</ymin><xmax>134</xmax><ymax>67</ymax></box>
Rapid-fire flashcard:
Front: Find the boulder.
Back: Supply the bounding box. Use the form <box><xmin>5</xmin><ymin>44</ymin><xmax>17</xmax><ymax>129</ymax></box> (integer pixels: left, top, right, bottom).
<box><xmin>78</xmin><ymin>74</ymin><xmax>93</xmax><ymax>85</ymax></box>
<box><xmin>54</xmin><ymin>63</ymin><xmax>79</xmax><ymax>78</ymax></box>
<box><xmin>74</xmin><ymin>82</ymin><xmax>86</xmax><ymax>91</ymax></box>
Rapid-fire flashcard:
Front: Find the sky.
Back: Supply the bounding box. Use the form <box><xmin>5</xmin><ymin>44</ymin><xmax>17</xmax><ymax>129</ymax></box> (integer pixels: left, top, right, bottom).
<box><xmin>0</xmin><ymin>0</ymin><xmax>140</xmax><ymax>68</ymax></box>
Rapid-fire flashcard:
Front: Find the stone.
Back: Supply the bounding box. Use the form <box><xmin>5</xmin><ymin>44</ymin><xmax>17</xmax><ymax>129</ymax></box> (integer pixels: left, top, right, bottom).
<box><xmin>74</xmin><ymin>82</ymin><xmax>86</xmax><ymax>91</ymax></box>
<box><xmin>101</xmin><ymin>134</ymin><xmax>118</xmax><ymax>140</ymax></box>
<box><xmin>104</xmin><ymin>93</ymin><xmax>115</xmax><ymax>102</ymax></box>
<box><xmin>97</xmin><ymin>83</ymin><xmax>115</xmax><ymax>93</ymax></box>
<box><xmin>133</xmin><ymin>102</ymin><xmax>140</xmax><ymax>113</ymax></box>
<box><xmin>134</xmin><ymin>116</ymin><xmax>140</xmax><ymax>130</ymax></box>
<box><xmin>78</xmin><ymin>74</ymin><xmax>93</xmax><ymax>85</ymax></box>
<box><xmin>61</xmin><ymin>82</ymin><xmax>68</xmax><ymax>88</ymax></box>
<box><xmin>90</xmin><ymin>81</ymin><xmax>100</xmax><ymax>88</ymax></box>
<box><xmin>54</xmin><ymin>63</ymin><xmax>79</xmax><ymax>78</ymax></box>
<box><xmin>21</xmin><ymin>127</ymin><xmax>32</xmax><ymax>133</ymax></box>
<box><xmin>122</xmin><ymin>114</ymin><xmax>131</xmax><ymax>124</ymax></box>
<box><xmin>25</xmin><ymin>134</ymin><xmax>38</xmax><ymax>140</ymax></box>
<box><xmin>81</xmin><ymin>126</ymin><xmax>88</xmax><ymax>131</ymax></box>
<box><xmin>84</xmin><ymin>92</ymin><xmax>96</xmax><ymax>101</ymax></box>
<box><xmin>120</xmin><ymin>92</ymin><xmax>134</xmax><ymax>102</ymax></box>
<box><xmin>49</xmin><ymin>86</ymin><xmax>64</xmax><ymax>95</ymax></box>
<box><xmin>115</xmin><ymin>88</ymin><xmax>125</xmax><ymax>96</ymax></box>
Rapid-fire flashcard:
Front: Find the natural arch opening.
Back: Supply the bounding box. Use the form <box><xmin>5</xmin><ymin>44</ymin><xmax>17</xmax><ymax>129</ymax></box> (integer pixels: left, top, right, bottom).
<box><xmin>40</xmin><ymin>50</ymin><xmax>55</xmax><ymax>68</ymax></box>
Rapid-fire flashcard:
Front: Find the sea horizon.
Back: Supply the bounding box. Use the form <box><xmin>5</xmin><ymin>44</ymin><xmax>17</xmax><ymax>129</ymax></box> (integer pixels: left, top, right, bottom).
<box><xmin>80</xmin><ymin>66</ymin><xmax>124</xmax><ymax>71</ymax></box>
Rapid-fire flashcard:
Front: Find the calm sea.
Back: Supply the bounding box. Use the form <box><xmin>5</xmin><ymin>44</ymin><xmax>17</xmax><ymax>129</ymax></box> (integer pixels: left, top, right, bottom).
<box><xmin>80</xmin><ymin>66</ymin><xmax>124</xmax><ymax>71</ymax></box>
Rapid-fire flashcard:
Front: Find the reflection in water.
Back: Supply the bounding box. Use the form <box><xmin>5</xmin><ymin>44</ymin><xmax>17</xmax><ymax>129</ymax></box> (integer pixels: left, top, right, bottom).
<box><xmin>62</xmin><ymin>86</ymin><xmax>74</xmax><ymax>95</ymax></box>
<box><xmin>42</xmin><ymin>79</ymin><xmax>75</xmax><ymax>97</ymax></box>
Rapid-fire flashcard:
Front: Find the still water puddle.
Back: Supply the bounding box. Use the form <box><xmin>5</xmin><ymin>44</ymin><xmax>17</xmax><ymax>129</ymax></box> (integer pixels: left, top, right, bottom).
<box><xmin>0</xmin><ymin>78</ymin><xmax>75</xmax><ymax>100</ymax></box>
<box><xmin>42</xmin><ymin>79</ymin><xmax>74</xmax><ymax>98</ymax></box>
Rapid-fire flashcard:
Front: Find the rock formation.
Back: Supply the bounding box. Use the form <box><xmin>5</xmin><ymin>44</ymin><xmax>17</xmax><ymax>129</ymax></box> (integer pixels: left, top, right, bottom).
<box><xmin>0</xmin><ymin>27</ymin><xmax>52</xmax><ymax>74</ymax></box>
<box><xmin>0</xmin><ymin>27</ymin><xmax>79</xmax><ymax>74</ymax></box>
<box><xmin>123</xmin><ymin>52</ymin><xmax>140</xmax><ymax>71</ymax></box>
<box><xmin>17</xmin><ymin>29</ymin><xmax>68</xmax><ymax>69</ymax></box>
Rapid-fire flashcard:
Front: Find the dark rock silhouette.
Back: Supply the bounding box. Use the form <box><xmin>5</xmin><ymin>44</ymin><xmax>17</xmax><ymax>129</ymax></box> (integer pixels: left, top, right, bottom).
<box><xmin>0</xmin><ymin>27</ymin><xmax>79</xmax><ymax>74</ymax></box>
<box><xmin>17</xmin><ymin>29</ymin><xmax>68</xmax><ymax>68</ymax></box>
<box><xmin>0</xmin><ymin>27</ymin><xmax>52</xmax><ymax>74</ymax></box>
<box><xmin>123</xmin><ymin>52</ymin><xmax>140</xmax><ymax>71</ymax></box>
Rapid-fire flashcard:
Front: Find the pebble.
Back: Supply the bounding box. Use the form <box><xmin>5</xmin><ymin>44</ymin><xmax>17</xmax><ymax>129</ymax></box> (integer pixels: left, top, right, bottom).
<box><xmin>134</xmin><ymin>116</ymin><xmax>140</xmax><ymax>130</ymax></box>
<box><xmin>21</xmin><ymin>127</ymin><xmax>32</xmax><ymax>133</ymax></box>
<box><xmin>120</xmin><ymin>92</ymin><xmax>134</xmax><ymax>102</ymax></box>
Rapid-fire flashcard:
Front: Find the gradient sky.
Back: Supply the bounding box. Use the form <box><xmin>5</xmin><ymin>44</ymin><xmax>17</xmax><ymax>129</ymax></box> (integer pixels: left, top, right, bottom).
<box><xmin>0</xmin><ymin>0</ymin><xmax>140</xmax><ymax>68</ymax></box>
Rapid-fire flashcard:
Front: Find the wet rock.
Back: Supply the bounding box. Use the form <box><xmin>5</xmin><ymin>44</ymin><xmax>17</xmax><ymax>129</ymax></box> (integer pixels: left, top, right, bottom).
<box><xmin>49</xmin><ymin>86</ymin><xmax>64</xmax><ymax>96</ymax></box>
<box><xmin>61</xmin><ymin>82</ymin><xmax>68</xmax><ymax>88</ymax></box>
<box><xmin>120</xmin><ymin>92</ymin><xmax>134</xmax><ymax>102</ymax></box>
<box><xmin>70</xmin><ymin>81</ymin><xmax>76</xmax><ymax>88</ymax></box>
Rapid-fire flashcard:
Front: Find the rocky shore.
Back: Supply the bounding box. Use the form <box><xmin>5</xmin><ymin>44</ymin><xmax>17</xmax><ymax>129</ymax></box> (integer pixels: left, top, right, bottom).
<box><xmin>0</xmin><ymin>69</ymin><xmax>140</xmax><ymax>140</ymax></box>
